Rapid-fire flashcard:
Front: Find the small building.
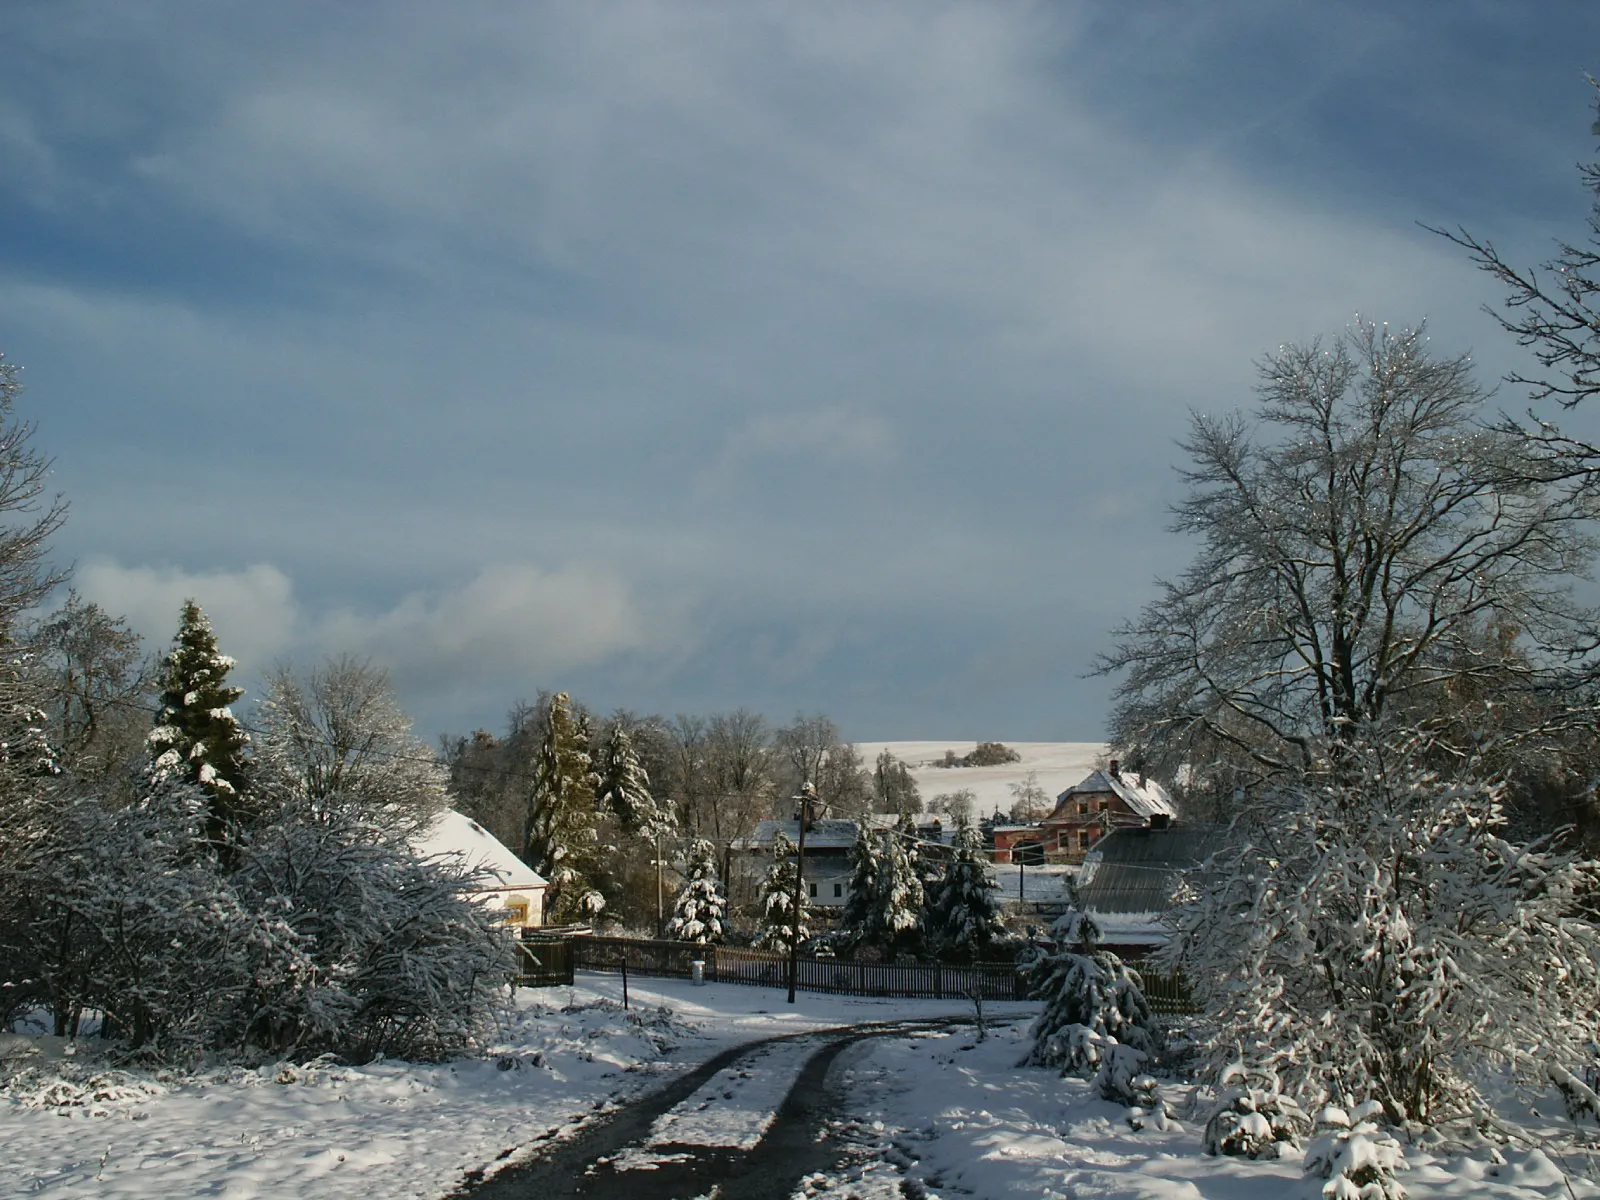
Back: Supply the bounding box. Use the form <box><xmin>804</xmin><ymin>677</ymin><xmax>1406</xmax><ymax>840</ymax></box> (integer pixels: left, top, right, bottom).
<box><xmin>413</xmin><ymin>809</ymin><xmax>548</xmax><ymax>931</ymax></box>
<box><xmin>1073</xmin><ymin>823</ymin><xmax>1226</xmax><ymax>955</ymax></box>
<box><xmin>993</xmin><ymin>761</ymin><xmax>1177</xmax><ymax>863</ymax></box>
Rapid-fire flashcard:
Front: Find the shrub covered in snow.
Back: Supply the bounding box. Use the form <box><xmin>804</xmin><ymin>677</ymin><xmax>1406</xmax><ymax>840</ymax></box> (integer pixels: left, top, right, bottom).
<box><xmin>1021</xmin><ymin>913</ymin><xmax>1159</xmax><ymax>1072</ymax></box>
<box><xmin>1167</xmin><ymin>751</ymin><xmax>1600</xmax><ymax>1124</ymax></box>
<box><xmin>1304</xmin><ymin>1101</ymin><xmax>1408</xmax><ymax>1199</ymax></box>
<box><xmin>0</xmin><ymin>782</ymin><xmax>517</xmax><ymax>1061</ymax></box>
<box><xmin>1200</xmin><ymin>1064</ymin><xmax>1311</xmax><ymax>1159</ymax></box>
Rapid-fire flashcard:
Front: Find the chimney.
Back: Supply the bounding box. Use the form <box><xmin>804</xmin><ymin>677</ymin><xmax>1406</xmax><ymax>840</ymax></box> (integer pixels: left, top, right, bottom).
<box><xmin>1107</xmin><ymin>758</ymin><xmax>1120</xmax><ymax>777</ymax></box>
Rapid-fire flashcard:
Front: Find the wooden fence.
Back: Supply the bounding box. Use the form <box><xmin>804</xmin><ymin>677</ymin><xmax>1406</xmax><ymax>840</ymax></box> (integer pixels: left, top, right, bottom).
<box><xmin>516</xmin><ymin>938</ymin><xmax>576</xmax><ymax>987</ymax></box>
<box><xmin>1126</xmin><ymin>960</ymin><xmax>1197</xmax><ymax>1016</ymax></box>
<box><xmin>569</xmin><ymin>936</ymin><xmax>1027</xmax><ymax>1001</ymax></box>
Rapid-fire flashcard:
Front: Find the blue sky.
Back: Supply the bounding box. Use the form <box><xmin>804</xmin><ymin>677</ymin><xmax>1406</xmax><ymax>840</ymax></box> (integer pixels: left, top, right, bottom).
<box><xmin>3</xmin><ymin>1</ymin><xmax>1598</xmax><ymax>743</ymax></box>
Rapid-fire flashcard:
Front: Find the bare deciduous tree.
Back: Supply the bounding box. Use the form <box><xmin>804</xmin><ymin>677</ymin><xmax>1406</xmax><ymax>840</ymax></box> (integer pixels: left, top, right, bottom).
<box><xmin>26</xmin><ymin>591</ymin><xmax>154</xmax><ymax>786</ymax></box>
<box><xmin>1098</xmin><ymin>320</ymin><xmax>1600</xmax><ymax>783</ymax></box>
<box><xmin>256</xmin><ymin>655</ymin><xmax>449</xmax><ymax>831</ymax></box>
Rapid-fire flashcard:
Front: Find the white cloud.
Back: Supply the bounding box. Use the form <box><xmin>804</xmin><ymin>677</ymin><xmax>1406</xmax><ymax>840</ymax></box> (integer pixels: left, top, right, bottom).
<box><xmin>74</xmin><ymin>559</ymin><xmax>298</xmax><ymax>669</ymax></box>
<box><xmin>73</xmin><ymin>557</ymin><xmax>652</xmax><ymax>703</ymax></box>
<box><xmin>313</xmin><ymin>562</ymin><xmax>650</xmax><ymax>685</ymax></box>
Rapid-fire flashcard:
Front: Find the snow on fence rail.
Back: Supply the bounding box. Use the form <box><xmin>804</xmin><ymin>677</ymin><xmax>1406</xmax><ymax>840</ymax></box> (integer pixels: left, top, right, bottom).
<box><xmin>568</xmin><ymin>935</ymin><xmax>1028</xmax><ymax>1000</ymax></box>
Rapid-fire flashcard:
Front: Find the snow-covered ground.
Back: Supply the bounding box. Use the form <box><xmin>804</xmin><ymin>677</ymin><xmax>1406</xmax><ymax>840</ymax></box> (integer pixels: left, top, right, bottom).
<box><xmin>809</xmin><ymin>1018</ymin><xmax>1593</xmax><ymax>1199</ymax></box>
<box><xmin>1</xmin><ymin>977</ymin><xmax>1011</xmax><ymax>1200</ymax></box>
<box><xmin>861</xmin><ymin>740</ymin><xmax>1106</xmax><ymax>819</ymax></box>
<box><xmin>5</xmin><ymin>974</ymin><xmax>1595</xmax><ymax>1199</ymax></box>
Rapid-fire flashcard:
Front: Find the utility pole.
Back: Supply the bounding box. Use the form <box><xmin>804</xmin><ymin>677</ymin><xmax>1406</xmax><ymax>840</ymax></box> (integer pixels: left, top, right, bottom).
<box><xmin>655</xmin><ymin>832</ymin><xmax>664</xmax><ymax>938</ymax></box>
<box><xmin>786</xmin><ymin>782</ymin><xmax>817</xmax><ymax>1005</ymax></box>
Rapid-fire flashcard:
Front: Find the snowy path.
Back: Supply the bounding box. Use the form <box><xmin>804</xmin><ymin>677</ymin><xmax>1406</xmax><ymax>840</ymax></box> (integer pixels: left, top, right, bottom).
<box><xmin>457</xmin><ymin>1019</ymin><xmax>984</xmax><ymax>1200</ymax></box>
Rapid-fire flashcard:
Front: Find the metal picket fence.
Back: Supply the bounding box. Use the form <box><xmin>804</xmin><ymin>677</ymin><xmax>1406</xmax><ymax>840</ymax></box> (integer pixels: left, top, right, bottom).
<box><xmin>568</xmin><ymin>935</ymin><xmax>1026</xmax><ymax>1000</ymax></box>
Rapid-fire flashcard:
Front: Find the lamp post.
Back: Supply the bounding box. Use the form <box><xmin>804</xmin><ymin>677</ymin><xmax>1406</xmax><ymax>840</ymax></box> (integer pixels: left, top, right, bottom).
<box><xmin>786</xmin><ymin>782</ymin><xmax>817</xmax><ymax>1005</ymax></box>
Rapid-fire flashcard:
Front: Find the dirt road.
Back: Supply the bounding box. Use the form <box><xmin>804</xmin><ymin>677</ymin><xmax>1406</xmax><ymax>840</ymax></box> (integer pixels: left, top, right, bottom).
<box><xmin>451</xmin><ymin>1018</ymin><xmax>969</xmax><ymax>1200</ymax></box>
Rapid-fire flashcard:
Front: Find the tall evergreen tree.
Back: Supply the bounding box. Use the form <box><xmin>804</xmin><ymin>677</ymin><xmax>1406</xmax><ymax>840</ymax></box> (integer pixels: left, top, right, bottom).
<box><xmin>876</xmin><ymin>817</ymin><xmax>926</xmax><ymax>959</ymax></box>
<box><xmin>753</xmin><ymin>830</ymin><xmax>811</xmax><ymax>956</ymax></box>
<box><xmin>597</xmin><ymin>719</ymin><xmax>674</xmax><ymax>841</ymax></box>
<box><xmin>667</xmin><ymin>837</ymin><xmax>726</xmax><ymax>944</ymax></box>
<box><xmin>838</xmin><ymin>819</ymin><xmax>924</xmax><ymax>958</ymax></box>
<box><xmin>926</xmin><ymin>822</ymin><xmax>1008</xmax><ymax>961</ymax></box>
<box><xmin>523</xmin><ymin>691</ymin><xmax>605</xmax><ymax>924</ymax></box>
<box><xmin>837</xmin><ymin>822</ymin><xmax>884</xmax><ymax>953</ymax></box>
<box><xmin>148</xmin><ymin>600</ymin><xmax>250</xmax><ymax>844</ymax></box>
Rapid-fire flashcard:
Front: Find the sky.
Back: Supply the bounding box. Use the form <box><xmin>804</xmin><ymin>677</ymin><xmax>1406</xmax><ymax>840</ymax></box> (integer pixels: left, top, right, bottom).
<box><xmin>3</xmin><ymin>1</ymin><xmax>1599</xmax><ymax>744</ymax></box>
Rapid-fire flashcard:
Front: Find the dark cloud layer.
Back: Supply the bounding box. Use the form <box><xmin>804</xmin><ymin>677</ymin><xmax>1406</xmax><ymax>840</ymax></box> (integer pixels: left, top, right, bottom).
<box><xmin>2</xmin><ymin>2</ymin><xmax>1597</xmax><ymax>740</ymax></box>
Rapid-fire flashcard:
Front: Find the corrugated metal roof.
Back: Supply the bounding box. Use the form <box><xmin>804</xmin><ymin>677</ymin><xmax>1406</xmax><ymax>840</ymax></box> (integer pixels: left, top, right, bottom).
<box><xmin>1075</xmin><ymin>825</ymin><xmax>1227</xmax><ymax>915</ymax></box>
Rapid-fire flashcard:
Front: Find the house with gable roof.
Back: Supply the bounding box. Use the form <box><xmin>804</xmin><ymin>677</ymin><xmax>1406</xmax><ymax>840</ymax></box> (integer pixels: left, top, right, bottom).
<box><xmin>412</xmin><ymin>809</ymin><xmax>549</xmax><ymax>931</ymax></box>
<box><xmin>992</xmin><ymin>760</ymin><xmax>1177</xmax><ymax>863</ymax></box>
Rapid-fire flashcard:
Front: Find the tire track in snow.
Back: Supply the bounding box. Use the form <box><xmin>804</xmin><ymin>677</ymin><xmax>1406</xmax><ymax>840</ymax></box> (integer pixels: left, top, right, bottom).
<box><xmin>451</xmin><ymin>1018</ymin><xmax>980</xmax><ymax>1200</ymax></box>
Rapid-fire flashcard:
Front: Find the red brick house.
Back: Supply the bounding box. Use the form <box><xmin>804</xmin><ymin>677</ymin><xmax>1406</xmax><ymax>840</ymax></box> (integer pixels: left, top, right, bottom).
<box><xmin>992</xmin><ymin>761</ymin><xmax>1177</xmax><ymax>863</ymax></box>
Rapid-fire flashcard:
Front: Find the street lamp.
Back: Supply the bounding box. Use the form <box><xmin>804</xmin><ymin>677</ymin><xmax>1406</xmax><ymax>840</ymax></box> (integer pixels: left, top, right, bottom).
<box><xmin>786</xmin><ymin>782</ymin><xmax>817</xmax><ymax>1005</ymax></box>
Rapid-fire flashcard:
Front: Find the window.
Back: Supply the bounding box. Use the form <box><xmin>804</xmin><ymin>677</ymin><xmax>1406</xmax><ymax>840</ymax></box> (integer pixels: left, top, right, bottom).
<box><xmin>503</xmin><ymin>900</ymin><xmax>529</xmax><ymax>925</ymax></box>
<box><xmin>1077</xmin><ymin>800</ymin><xmax>1089</xmax><ymax>815</ymax></box>
<box><xmin>833</xmin><ymin>883</ymin><xmax>843</xmax><ymax>898</ymax></box>
<box><xmin>808</xmin><ymin>882</ymin><xmax>818</xmax><ymax>898</ymax></box>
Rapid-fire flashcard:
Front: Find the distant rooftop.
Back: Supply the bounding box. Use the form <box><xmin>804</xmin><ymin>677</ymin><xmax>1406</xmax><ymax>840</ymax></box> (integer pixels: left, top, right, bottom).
<box><xmin>1053</xmin><ymin>765</ymin><xmax>1178</xmax><ymax>822</ymax></box>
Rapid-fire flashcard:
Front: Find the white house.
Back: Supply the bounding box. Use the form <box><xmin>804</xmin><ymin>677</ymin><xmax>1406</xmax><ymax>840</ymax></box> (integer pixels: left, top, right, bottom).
<box><xmin>413</xmin><ymin>809</ymin><xmax>548</xmax><ymax>931</ymax></box>
<box><xmin>731</xmin><ymin>813</ymin><xmax>955</xmax><ymax>911</ymax></box>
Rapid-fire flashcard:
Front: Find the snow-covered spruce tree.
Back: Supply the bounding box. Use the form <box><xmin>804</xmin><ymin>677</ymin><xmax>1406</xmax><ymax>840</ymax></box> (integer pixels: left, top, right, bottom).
<box><xmin>840</xmin><ymin>819</ymin><xmax>924</xmax><ymax>959</ymax></box>
<box><xmin>667</xmin><ymin>837</ymin><xmax>726</xmax><ymax>944</ymax></box>
<box><xmin>253</xmin><ymin>656</ymin><xmax>448</xmax><ymax>834</ymax></box>
<box><xmin>879</xmin><ymin>816</ymin><xmax>927</xmax><ymax>958</ymax></box>
<box><xmin>598</xmin><ymin>718</ymin><xmax>674</xmax><ymax>841</ymax></box>
<box><xmin>523</xmin><ymin>691</ymin><xmax>606</xmax><ymax>924</ymax></box>
<box><xmin>148</xmin><ymin>600</ymin><xmax>251</xmax><ymax>845</ymax></box>
<box><xmin>1023</xmin><ymin>911</ymin><xmax>1159</xmax><ymax>1076</ymax></box>
<box><xmin>1169</xmin><ymin>747</ymin><xmax>1600</xmax><ymax>1124</ymax></box>
<box><xmin>837</xmin><ymin>823</ymin><xmax>887</xmax><ymax>955</ymax></box>
<box><xmin>753</xmin><ymin>830</ymin><xmax>812</xmax><ymax>955</ymax></box>
<box><xmin>925</xmin><ymin>821</ymin><xmax>1008</xmax><ymax>962</ymax></box>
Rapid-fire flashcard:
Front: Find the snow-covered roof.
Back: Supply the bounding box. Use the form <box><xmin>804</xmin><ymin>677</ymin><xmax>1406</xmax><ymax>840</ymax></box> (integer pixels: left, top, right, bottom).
<box><xmin>735</xmin><ymin>818</ymin><xmax>864</xmax><ymax>851</ymax></box>
<box><xmin>1053</xmin><ymin>767</ymin><xmax>1178</xmax><ymax>821</ymax></box>
<box><xmin>735</xmin><ymin>814</ymin><xmax>956</xmax><ymax>853</ymax></box>
<box><xmin>412</xmin><ymin>809</ymin><xmax>546</xmax><ymax>892</ymax></box>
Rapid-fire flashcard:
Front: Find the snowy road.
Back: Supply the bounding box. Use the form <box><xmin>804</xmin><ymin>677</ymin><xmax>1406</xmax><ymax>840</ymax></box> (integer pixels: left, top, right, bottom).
<box><xmin>455</xmin><ymin>1019</ymin><xmax>973</xmax><ymax>1200</ymax></box>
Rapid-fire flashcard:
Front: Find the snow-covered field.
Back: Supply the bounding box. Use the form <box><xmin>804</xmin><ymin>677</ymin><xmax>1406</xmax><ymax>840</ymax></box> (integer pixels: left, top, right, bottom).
<box><xmin>4</xmin><ymin>973</ymin><xmax>1595</xmax><ymax>1199</ymax></box>
<box><xmin>858</xmin><ymin>740</ymin><xmax>1107</xmax><ymax>819</ymax></box>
